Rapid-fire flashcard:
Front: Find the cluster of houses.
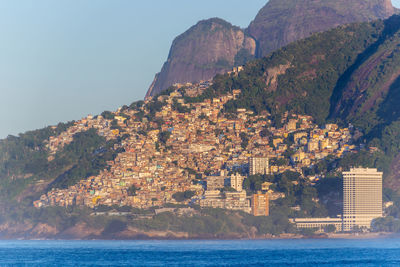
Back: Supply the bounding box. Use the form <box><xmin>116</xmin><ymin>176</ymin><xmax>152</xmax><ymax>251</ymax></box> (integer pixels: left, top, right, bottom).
<box><xmin>45</xmin><ymin>115</ymin><xmax>119</xmax><ymax>157</ymax></box>
<box><xmin>34</xmin><ymin>81</ymin><xmax>357</xmax><ymax>216</ymax></box>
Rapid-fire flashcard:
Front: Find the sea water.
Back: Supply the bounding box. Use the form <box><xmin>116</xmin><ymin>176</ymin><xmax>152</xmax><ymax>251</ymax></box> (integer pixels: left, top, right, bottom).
<box><xmin>0</xmin><ymin>239</ymin><xmax>400</xmax><ymax>266</ymax></box>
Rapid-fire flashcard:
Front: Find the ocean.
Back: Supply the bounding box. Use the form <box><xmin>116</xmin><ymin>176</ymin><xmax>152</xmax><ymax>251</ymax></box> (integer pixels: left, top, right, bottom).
<box><xmin>0</xmin><ymin>239</ymin><xmax>400</xmax><ymax>266</ymax></box>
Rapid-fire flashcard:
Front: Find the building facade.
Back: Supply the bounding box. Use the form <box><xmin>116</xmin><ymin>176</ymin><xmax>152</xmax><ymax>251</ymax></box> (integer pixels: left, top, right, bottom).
<box><xmin>251</xmin><ymin>193</ymin><xmax>269</xmax><ymax>216</ymax></box>
<box><xmin>343</xmin><ymin>168</ymin><xmax>383</xmax><ymax>231</ymax></box>
<box><xmin>291</xmin><ymin>217</ymin><xmax>343</xmax><ymax>232</ymax></box>
<box><xmin>230</xmin><ymin>173</ymin><xmax>244</xmax><ymax>192</ymax></box>
<box><xmin>249</xmin><ymin>157</ymin><xmax>269</xmax><ymax>175</ymax></box>
<box><xmin>200</xmin><ymin>190</ymin><xmax>251</xmax><ymax>213</ymax></box>
<box><xmin>206</xmin><ymin>173</ymin><xmax>228</xmax><ymax>191</ymax></box>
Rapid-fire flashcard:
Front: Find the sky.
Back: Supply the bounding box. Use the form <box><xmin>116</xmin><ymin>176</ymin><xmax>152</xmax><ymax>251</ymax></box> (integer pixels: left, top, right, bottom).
<box><xmin>1</xmin><ymin>0</ymin><xmax>400</xmax><ymax>138</ymax></box>
<box><xmin>0</xmin><ymin>0</ymin><xmax>267</xmax><ymax>138</ymax></box>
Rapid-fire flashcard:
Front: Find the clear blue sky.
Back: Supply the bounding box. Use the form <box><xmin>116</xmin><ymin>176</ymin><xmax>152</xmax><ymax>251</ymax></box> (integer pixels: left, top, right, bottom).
<box><xmin>0</xmin><ymin>0</ymin><xmax>266</xmax><ymax>138</ymax></box>
<box><xmin>1</xmin><ymin>0</ymin><xmax>400</xmax><ymax>138</ymax></box>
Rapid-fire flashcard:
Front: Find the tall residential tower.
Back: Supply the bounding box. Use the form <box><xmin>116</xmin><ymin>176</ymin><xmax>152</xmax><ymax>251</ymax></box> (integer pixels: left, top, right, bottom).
<box><xmin>342</xmin><ymin>168</ymin><xmax>383</xmax><ymax>231</ymax></box>
<box><xmin>249</xmin><ymin>157</ymin><xmax>269</xmax><ymax>175</ymax></box>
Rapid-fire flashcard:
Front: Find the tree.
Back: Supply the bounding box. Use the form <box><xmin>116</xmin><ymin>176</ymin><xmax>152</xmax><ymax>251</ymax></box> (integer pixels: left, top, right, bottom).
<box><xmin>243</xmin><ymin>174</ymin><xmax>265</xmax><ymax>193</ymax></box>
<box><xmin>172</xmin><ymin>191</ymin><xmax>196</xmax><ymax>202</ymax></box>
<box><xmin>129</xmin><ymin>100</ymin><xmax>144</xmax><ymax>110</ymax></box>
<box><xmin>101</xmin><ymin>111</ymin><xmax>115</xmax><ymax>120</ymax></box>
<box><xmin>260</xmin><ymin>128</ymin><xmax>272</xmax><ymax>138</ymax></box>
<box><xmin>158</xmin><ymin>131</ymin><xmax>171</xmax><ymax>145</ymax></box>
<box><xmin>300</xmin><ymin>227</ymin><xmax>318</xmax><ymax>236</ymax></box>
<box><xmin>127</xmin><ymin>185</ymin><xmax>140</xmax><ymax>196</ymax></box>
<box><xmin>239</xmin><ymin>132</ymin><xmax>249</xmax><ymax>149</ymax></box>
<box><xmin>324</xmin><ymin>224</ymin><xmax>336</xmax><ymax>233</ymax></box>
<box><xmin>110</xmin><ymin>119</ymin><xmax>121</xmax><ymax>130</ymax></box>
<box><xmin>371</xmin><ymin>217</ymin><xmax>400</xmax><ymax>232</ymax></box>
<box><xmin>172</xmin><ymin>99</ymin><xmax>191</xmax><ymax>113</ymax></box>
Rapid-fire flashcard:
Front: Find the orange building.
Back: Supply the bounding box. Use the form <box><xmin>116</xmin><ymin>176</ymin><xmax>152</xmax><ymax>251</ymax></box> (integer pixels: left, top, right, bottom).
<box><xmin>251</xmin><ymin>193</ymin><xmax>269</xmax><ymax>216</ymax></box>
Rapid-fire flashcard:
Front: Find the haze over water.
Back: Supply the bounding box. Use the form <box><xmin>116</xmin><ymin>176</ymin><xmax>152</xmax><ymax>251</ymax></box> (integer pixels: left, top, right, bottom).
<box><xmin>1</xmin><ymin>239</ymin><xmax>400</xmax><ymax>266</ymax></box>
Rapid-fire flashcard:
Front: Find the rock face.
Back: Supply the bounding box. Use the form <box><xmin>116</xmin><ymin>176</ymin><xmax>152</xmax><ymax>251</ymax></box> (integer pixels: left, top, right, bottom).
<box><xmin>146</xmin><ymin>0</ymin><xmax>397</xmax><ymax>98</ymax></box>
<box><xmin>146</xmin><ymin>18</ymin><xmax>256</xmax><ymax>98</ymax></box>
<box><xmin>247</xmin><ymin>0</ymin><xmax>397</xmax><ymax>57</ymax></box>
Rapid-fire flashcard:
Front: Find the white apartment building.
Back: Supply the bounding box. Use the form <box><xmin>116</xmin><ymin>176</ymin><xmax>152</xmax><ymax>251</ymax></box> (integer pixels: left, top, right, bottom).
<box><xmin>230</xmin><ymin>173</ymin><xmax>245</xmax><ymax>192</ymax></box>
<box><xmin>291</xmin><ymin>217</ymin><xmax>343</xmax><ymax>232</ymax></box>
<box><xmin>249</xmin><ymin>157</ymin><xmax>269</xmax><ymax>175</ymax></box>
<box><xmin>343</xmin><ymin>168</ymin><xmax>383</xmax><ymax>231</ymax></box>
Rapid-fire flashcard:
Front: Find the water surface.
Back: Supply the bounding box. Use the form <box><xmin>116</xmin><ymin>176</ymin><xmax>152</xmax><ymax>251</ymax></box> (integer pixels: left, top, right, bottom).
<box><xmin>1</xmin><ymin>239</ymin><xmax>400</xmax><ymax>266</ymax></box>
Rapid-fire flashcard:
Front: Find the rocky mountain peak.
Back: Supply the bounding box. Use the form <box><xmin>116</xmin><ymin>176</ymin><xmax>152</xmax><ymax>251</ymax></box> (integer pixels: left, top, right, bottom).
<box><xmin>247</xmin><ymin>0</ymin><xmax>397</xmax><ymax>57</ymax></box>
<box><xmin>146</xmin><ymin>0</ymin><xmax>397</xmax><ymax>97</ymax></box>
<box><xmin>146</xmin><ymin>18</ymin><xmax>256</xmax><ymax>98</ymax></box>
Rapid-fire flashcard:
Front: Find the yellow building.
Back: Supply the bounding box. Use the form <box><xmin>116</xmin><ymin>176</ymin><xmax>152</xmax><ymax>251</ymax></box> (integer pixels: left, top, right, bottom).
<box><xmin>307</xmin><ymin>140</ymin><xmax>319</xmax><ymax>152</ymax></box>
<box><xmin>319</xmin><ymin>139</ymin><xmax>330</xmax><ymax>150</ymax></box>
<box><xmin>294</xmin><ymin>132</ymin><xmax>308</xmax><ymax>143</ymax></box>
<box><xmin>292</xmin><ymin>151</ymin><xmax>305</xmax><ymax>162</ymax></box>
<box><xmin>261</xmin><ymin>182</ymin><xmax>273</xmax><ymax>191</ymax></box>
<box><xmin>114</xmin><ymin>116</ymin><xmax>127</xmax><ymax>122</ymax></box>
<box><xmin>273</xmin><ymin>138</ymin><xmax>284</xmax><ymax>148</ymax></box>
<box><xmin>286</xmin><ymin>119</ymin><xmax>297</xmax><ymax>131</ymax></box>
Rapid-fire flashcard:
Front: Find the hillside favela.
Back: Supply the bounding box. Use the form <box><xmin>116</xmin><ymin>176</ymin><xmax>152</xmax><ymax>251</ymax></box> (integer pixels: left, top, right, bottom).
<box><xmin>2</xmin><ymin>0</ymin><xmax>400</xmax><ymax>240</ymax></box>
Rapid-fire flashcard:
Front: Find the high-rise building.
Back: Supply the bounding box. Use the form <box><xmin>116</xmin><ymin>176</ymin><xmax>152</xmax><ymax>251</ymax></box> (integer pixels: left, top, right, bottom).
<box><xmin>342</xmin><ymin>168</ymin><xmax>383</xmax><ymax>231</ymax></box>
<box><xmin>249</xmin><ymin>157</ymin><xmax>269</xmax><ymax>175</ymax></box>
<box><xmin>230</xmin><ymin>173</ymin><xmax>244</xmax><ymax>192</ymax></box>
<box><xmin>251</xmin><ymin>193</ymin><xmax>269</xmax><ymax>216</ymax></box>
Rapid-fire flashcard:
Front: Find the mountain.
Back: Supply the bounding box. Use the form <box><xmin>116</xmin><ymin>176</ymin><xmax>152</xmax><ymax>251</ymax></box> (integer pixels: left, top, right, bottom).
<box><xmin>145</xmin><ymin>18</ymin><xmax>256</xmax><ymax>98</ymax></box>
<box><xmin>146</xmin><ymin>0</ymin><xmax>397</xmax><ymax>97</ymax></box>
<box><xmin>248</xmin><ymin>0</ymin><xmax>396</xmax><ymax>58</ymax></box>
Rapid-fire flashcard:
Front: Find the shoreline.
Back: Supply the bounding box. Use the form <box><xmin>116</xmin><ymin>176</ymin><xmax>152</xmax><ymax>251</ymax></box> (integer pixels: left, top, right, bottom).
<box><xmin>1</xmin><ymin>232</ymin><xmax>399</xmax><ymax>241</ymax></box>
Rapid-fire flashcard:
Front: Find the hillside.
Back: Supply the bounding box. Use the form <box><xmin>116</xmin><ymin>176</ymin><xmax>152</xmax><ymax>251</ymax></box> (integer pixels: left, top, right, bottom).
<box><xmin>2</xmin><ymin>15</ymin><xmax>400</xmax><ymax>238</ymax></box>
<box><xmin>188</xmin><ymin>15</ymin><xmax>400</xmax><ymax>191</ymax></box>
<box><xmin>146</xmin><ymin>0</ymin><xmax>397</xmax><ymax>97</ymax></box>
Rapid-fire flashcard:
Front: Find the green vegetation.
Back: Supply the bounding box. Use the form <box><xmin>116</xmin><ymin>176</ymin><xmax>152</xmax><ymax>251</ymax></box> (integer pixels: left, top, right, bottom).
<box><xmin>234</xmin><ymin>48</ymin><xmax>255</xmax><ymax>67</ymax></box>
<box><xmin>133</xmin><ymin>206</ymin><xmax>294</xmax><ymax>237</ymax></box>
<box><xmin>187</xmin><ymin>21</ymin><xmax>382</xmax><ymax>125</ymax></box>
<box><xmin>172</xmin><ymin>191</ymin><xmax>196</xmax><ymax>202</ymax></box>
<box><xmin>101</xmin><ymin>111</ymin><xmax>115</xmax><ymax>120</ymax></box>
<box><xmin>0</xmin><ymin>122</ymin><xmax>73</xmax><ymax>180</ymax></box>
<box><xmin>239</xmin><ymin>132</ymin><xmax>249</xmax><ymax>149</ymax></box>
<box><xmin>0</xmin><ymin>126</ymin><xmax>126</xmax><ymax>221</ymax></box>
<box><xmin>172</xmin><ymin>99</ymin><xmax>191</xmax><ymax>113</ymax></box>
<box><xmin>324</xmin><ymin>224</ymin><xmax>336</xmax><ymax>233</ymax></box>
<box><xmin>242</xmin><ymin>205</ymin><xmax>294</xmax><ymax>235</ymax></box>
<box><xmin>243</xmin><ymin>171</ymin><xmax>328</xmax><ymax>218</ymax></box>
<box><xmin>158</xmin><ymin>131</ymin><xmax>171</xmax><ymax>145</ymax></box>
<box><xmin>47</xmin><ymin>129</ymin><xmax>119</xmax><ymax>190</ymax></box>
<box><xmin>127</xmin><ymin>185</ymin><xmax>140</xmax><ymax>196</ymax></box>
<box><xmin>372</xmin><ymin>216</ymin><xmax>400</xmax><ymax>233</ymax></box>
<box><xmin>156</xmin><ymin>86</ymin><xmax>177</xmax><ymax>97</ymax></box>
<box><xmin>145</xmin><ymin>99</ymin><xmax>166</xmax><ymax>120</ymax></box>
<box><xmin>129</xmin><ymin>100</ymin><xmax>144</xmax><ymax>110</ymax></box>
<box><xmin>0</xmin><ymin>202</ymin><xmax>297</xmax><ymax>238</ymax></box>
<box><xmin>110</xmin><ymin>119</ymin><xmax>122</xmax><ymax>131</ymax></box>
